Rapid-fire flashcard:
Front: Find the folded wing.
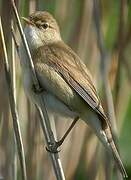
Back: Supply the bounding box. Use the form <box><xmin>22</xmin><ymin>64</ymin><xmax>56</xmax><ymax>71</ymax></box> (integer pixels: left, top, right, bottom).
<box><xmin>34</xmin><ymin>41</ymin><xmax>109</xmax><ymax>127</ymax></box>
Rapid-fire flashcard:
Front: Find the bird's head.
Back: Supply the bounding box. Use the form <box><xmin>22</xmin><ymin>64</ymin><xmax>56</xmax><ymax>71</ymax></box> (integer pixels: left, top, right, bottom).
<box><xmin>22</xmin><ymin>11</ymin><xmax>61</xmax><ymax>49</ymax></box>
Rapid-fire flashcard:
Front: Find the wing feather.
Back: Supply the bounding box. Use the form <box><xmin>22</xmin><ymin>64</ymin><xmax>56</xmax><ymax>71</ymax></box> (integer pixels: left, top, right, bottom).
<box><xmin>33</xmin><ymin>41</ymin><xmax>109</xmax><ymax>125</ymax></box>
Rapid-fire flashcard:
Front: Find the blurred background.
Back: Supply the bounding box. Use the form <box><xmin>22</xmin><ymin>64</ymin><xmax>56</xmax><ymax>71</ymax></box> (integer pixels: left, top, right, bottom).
<box><xmin>0</xmin><ymin>0</ymin><xmax>131</xmax><ymax>180</ymax></box>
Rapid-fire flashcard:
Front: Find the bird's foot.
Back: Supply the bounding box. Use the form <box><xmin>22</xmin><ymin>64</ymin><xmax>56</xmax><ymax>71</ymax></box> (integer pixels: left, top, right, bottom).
<box><xmin>46</xmin><ymin>117</ymin><xmax>79</xmax><ymax>153</ymax></box>
<box><xmin>46</xmin><ymin>140</ymin><xmax>63</xmax><ymax>153</ymax></box>
<box><xmin>32</xmin><ymin>84</ymin><xmax>44</xmax><ymax>94</ymax></box>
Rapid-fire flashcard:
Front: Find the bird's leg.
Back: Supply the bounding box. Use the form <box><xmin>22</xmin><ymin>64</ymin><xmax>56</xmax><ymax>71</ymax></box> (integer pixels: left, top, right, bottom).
<box><xmin>56</xmin><ymin>116</ymin><xmax>79</xmax><ymax>147</ymax></box>
<box><xmin>46</xmin><ymin>116</ymin><xmax>79</xmax><ymax>153</ymax></box>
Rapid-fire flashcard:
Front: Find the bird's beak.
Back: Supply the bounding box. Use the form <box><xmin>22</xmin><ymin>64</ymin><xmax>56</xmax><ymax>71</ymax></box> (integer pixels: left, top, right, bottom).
<box><xmin>21</xmin><ymin>17</ymin><xmax>34</xmax><ymax>25</ymax></box>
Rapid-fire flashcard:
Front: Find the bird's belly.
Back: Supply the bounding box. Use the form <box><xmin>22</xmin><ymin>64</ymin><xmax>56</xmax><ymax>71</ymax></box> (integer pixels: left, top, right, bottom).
<box><xmin>43</xmin><ymin>92</ymin><xmax>78</xmax><ymax>118</ymax></box>
<box><xmin>22</xmin><ymin>69</ymin><xmax>78</xmax><ymax>119</ymax></box>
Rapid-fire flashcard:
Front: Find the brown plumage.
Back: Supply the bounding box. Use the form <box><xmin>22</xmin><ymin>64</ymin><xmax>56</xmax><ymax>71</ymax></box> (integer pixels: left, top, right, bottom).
<box><xmin>20</xmin><ymin>11</ymin><xmax>128</xmax><ymax>178</ymax></box>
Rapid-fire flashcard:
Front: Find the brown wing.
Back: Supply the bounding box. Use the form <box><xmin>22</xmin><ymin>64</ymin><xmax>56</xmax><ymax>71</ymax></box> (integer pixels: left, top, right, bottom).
<box><xmin>34</xmin><ymin>41</ymin><xmax>109</xmax><ymax>125</ymax></box>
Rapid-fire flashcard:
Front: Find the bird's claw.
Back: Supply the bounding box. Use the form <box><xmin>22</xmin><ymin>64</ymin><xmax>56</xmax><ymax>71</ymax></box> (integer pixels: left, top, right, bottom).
<box><xmin>45</xmin><ymin>140</ymin><xmax>63</xmax><ymax>153</ymax></box>
<box><xmin>32</xmin><ymin>84</ymin><xmax>44</xmax><ymax>94</ymax></box>
<box><xmin>46</xmin><ymin>146</ymin><xmax>61</xmax><ymax>153</ymax></box>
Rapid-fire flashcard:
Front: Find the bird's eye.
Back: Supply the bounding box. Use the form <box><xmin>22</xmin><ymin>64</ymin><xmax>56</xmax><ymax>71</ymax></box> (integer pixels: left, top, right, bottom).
<box><xmin>42</xmin><ymin>22</ymin><xmax>49</xmax><ymax>29</ymax></box>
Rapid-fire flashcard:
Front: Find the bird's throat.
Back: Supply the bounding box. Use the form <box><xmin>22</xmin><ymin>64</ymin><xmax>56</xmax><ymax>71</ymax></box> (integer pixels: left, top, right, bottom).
<box><xmin>24</xmin><ymin>25</ymin><xmax>44</xmax><ymax>50</ymax></box>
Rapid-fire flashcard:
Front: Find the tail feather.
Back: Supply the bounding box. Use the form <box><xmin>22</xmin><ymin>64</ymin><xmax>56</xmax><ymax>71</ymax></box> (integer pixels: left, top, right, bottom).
<box><xmin>83</xmin><ymin>111</ymin><xmax>128</xmax><ymax>178</ymax></box>
<box><xmin>104</xmin><ymin>127</ymin><xmax>128</xmax><ymax>178</ymax></box>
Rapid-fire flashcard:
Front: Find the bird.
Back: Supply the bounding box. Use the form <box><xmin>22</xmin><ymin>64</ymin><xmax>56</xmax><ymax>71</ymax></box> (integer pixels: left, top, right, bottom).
<box><xmin>19</xmin><ymin>11</ymin><xmax>128</xmax><ymax>178</ymax></box>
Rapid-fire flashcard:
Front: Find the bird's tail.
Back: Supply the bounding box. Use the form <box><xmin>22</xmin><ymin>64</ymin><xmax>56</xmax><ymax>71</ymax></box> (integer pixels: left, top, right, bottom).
<box><xmin>83</xmin><ymin>111</ymin><xmax>128</xmax><ymax>178</ymax></box>
<box><xmin>104</xmin><ymin>127</ymin><xmax>128</xmax><ymax>178</ymax></box>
